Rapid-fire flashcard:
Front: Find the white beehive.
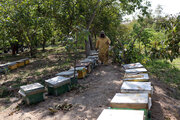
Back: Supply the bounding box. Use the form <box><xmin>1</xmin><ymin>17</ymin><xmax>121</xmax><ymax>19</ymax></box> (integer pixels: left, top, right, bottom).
<box><xmin>122</xmin><ymin>62</ymin><xmax>143</xmax><ymax>69</ymax></box>
<box><xmin>110</xmin><ymin>93</ymin><xmax>149</xmax><ymax>109</ymax></box>
<box><xmin>56</xmin><ymin>70</ymin><xmax>77</xmax><ymax>78</ymax></box>
<box><xmin>123</xmin><ymin>73</ymin><xmax>149</xmax><ymax>82</ymax></box>
<box><xmin>125</xmin><ymin>68</ymin><xmax>147</xmax><ymax>74</ymax></box>
<box><xmin>45</xmin><ymin>76</ymin><xmax>70</xmax><ymax>88</ymax></box>
<box><xmin>121</xmin><ymin>81</ymin><xmax>153</xmax><ymax>96</ymax></box>
<box><xmin>19</xmin><ymin>83</ymin><xmax>45</xmax><ymax>95</ymax></box>
<box><xmin>97</xmin><ymin>109</ymin><xmax>144</xmax><ymax>120</ymax></box>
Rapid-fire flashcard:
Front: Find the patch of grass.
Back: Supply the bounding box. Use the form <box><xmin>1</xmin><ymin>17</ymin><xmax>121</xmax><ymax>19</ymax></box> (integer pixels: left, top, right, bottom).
<box><xmin>145</xmin><ymin>58</ymin><xmax>180</xmax><ymax>98</ymax></box>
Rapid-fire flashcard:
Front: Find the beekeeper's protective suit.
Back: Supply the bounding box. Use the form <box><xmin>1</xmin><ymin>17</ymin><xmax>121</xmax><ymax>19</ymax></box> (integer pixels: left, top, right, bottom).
<box><xmin>96</xmin><ymin>31</ymin><xmax>111</xmax><ymax>65</ymax></box>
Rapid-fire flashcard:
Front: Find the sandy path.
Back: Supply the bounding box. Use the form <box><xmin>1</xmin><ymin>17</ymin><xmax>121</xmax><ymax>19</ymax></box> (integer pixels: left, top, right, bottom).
<box><xmin>0</xmin><ymin>65</ymin><xmax>123</xmax><ymax>120</ymax></box>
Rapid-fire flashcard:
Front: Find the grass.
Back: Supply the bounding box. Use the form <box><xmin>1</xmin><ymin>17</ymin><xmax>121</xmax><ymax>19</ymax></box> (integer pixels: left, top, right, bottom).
<box><xmin>145</xmin><ymin>57</ymin><xmax>180</xmax><ymax>99</ymax></box>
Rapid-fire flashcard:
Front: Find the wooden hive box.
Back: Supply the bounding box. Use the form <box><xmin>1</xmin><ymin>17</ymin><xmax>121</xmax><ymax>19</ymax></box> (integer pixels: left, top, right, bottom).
<box><xmin>122</xmin><ymin>62</ymin><xmax>143</xmax><ymax>69</ymax></box>
<box><xmin>121</xmin><ymin>81</ymin><xmax>153</xmax><ymax>97</ymax></box>
<box><xmin>56</xmin><ymin>70</ymin><xmax>78</xmax><ymax>85</ymax></box>
<box><xmin>21</xmin><ymin>58</ymin><xmax>30</xmax><ymax>65</ymax></box>
<box><xmin>45</xmin><ymin>76</ymin><xmax>71</xmax><ymax>96</ymax></box>
<box><xmin>76</xmin><ymin>62</ymin><xmax>92</xmax><ymax>74</ymax></box>
<box><xmin>123</xmin><ymin>73</ymin><xmax>149</xmax><ymax>82</ymax></box>
<box><xmin>80</xmin><ymin>58</ymin><xmax>96</xmax><ymax>69</ymax></box>
<box><xmin>0</xmin><ymin>64</ymin><xmax>9</xmax><ymax>73</ymax></box>
<box><xmin>18</xmin><ymin>83</ymin><xmax>45</xmax><ymax>105</ymax></box>
<box><xmin>125</xmin><ymin>68</ymin><xmax>147</xmax><ymax>74</ymax></box>
<box><xmin>16</xmin><ymin>59</ymin><xmax>25</xmax><ymax>67</ymax></box>
<box><xmin>110</xmin><ymin>93</ymin><xmax>149</xmax><ymax>109</ymax></box>
<box><xmin>97</xmin><ymin>109</ymin><xmax>145</xmax><ymax>120</ymax></box>
<box><xmin>69</xmin><ymin>67</ymin><xmax>87</xmax><ymax>79</ymax></box>
<box><xmin>89</xmin><ymin>50</ymin><xmax>98</xmax><ymax>56</ymax></box>
<box><xmin>87</xmin><ymin>55</ymin><xmax>99</xmax><ymax>66</ymax></box>
<box><xmin>6</xmin><ymin>62</ymin><xmax>17</xmax><ymax>70</ymax></box>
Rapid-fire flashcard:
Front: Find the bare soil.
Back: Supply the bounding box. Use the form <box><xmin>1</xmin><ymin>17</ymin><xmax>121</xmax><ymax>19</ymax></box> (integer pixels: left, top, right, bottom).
<box><xmin>0</xmin><ymin>64</ymin><xmax>180</xmax><ymax>120</ymax></box>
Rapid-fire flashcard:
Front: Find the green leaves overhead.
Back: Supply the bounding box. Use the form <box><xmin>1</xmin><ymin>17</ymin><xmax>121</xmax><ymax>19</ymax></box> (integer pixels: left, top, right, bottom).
<box><xmin>0</xmin><ymin>0</ymin><xmax>152</xmax><ymax>56</ymax></box>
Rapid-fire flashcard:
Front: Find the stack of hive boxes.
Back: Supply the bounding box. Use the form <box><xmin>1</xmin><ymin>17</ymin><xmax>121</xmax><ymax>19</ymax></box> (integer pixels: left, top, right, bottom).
<box><xmin>18</xmin><ymin>83</ymin><xmax>45</xmax><ymax>105</ymax></box>
<box><xmin>97</xmin><ymin>62</ymin><xmax>152</xmax><ymax>120</ymax></box>
<box><xmin>45</xmin><ymin>76</ymin><xmax>71</xmax><ymax>96</ymax></box>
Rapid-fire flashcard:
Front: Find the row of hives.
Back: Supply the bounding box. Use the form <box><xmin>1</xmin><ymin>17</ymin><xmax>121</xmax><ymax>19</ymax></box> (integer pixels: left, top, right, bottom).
<box><xmin>97</xmin><ymin>63</ymin><xmax>152</xmax><ymax>120</ymax></box>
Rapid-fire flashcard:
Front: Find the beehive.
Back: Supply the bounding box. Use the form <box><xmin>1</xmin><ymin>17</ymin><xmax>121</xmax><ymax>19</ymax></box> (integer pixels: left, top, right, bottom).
<box><xmin>21</xmin><ymin>58</ymin><xmax>30</xmax><ymax>65</ymax></box>
<box><xmin>125</xmin><ymin>68</ymin><xmax>147</xmax><ymax>74</ymax></box>
<box><xmin>97</xmin><ymin>109</ymin><xmax>145</xmax><ymax>120</ymax></box>
<box><xmin>0</xmin><ymin>64</ymin><xmax>9</xmax><ymax>73</ymax></box>
<box><xmin>123</xmin><ymin>73</ymin><xmax>149</xmax><ymax>82</ymax></box>
<box><xmin>122</xmin><ymin>62</ymin><xmax>143</xmax><ymax>69</ymax></box>
<box><xmin>6</xmin><ymin>62</ymin><xmax>17</xmax><ymax>70</ymax></box>
<box><xmin>87</xmin><ymin>55</ymin><xmax>99</xmax><ymax>66</ymax></box>
<box><xmin>80</xmin><ymin>58</ymin><xmax>96</xmax><ymax>68</ymax></box>
<box><xmin>56</xmin><ymin>70</ymin><xmax>78</xmax><ymax>85</ymax></box>
<box><xmin>89</xmin><ymin>50</ymin><xmax>98</xmax><ymax>56</ymax></box>
<box><xmin>69</xmin><ymin>67</ymin><xmax>87</xmax><ymax>79</ymax></box>
<box><xmin>121</xmin><ymin>81</ymin><xmax>153</xmax><ymax>96</ymax></box>
<box><xmin>110</xmin><ymin>93</ymin><xmax>149</xmax><ymax>109</ymax></box>
<box><xmin>18</xmin><ymin>83</ymin><xmax>45</xmax><ymax>105</ymax></box>
<box><xmin>76</xmin><ymin>62</ymin><xmax>92</xmax><ymax>73</ymax></box>
<box><xmin>16</xmin><ymin>59</ymin><xmax>25</xmax><ymax>67</ymax></box>
<box><xmin>45</xmin><ymin>76</ymin><xmax>71</xmax><ymax>96</ymax></box>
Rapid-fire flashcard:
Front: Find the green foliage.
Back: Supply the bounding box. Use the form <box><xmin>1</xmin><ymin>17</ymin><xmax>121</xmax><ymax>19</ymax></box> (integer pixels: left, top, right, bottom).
<box><xmin>0</xmin><ymin>0</ymin><xmax>151</xmax><ymax>56</ymax></box>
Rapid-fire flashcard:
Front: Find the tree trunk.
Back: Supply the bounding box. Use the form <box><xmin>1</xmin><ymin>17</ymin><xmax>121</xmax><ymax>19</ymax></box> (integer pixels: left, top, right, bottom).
<box><xmin>85</xmin><ymin>0</ymin><xmax>101</xmax><ymax>56</ymax></box>
<box><xmin>85</xmin><ymin>40</ymin><xmax>91</xmax><ymax>57</ymax></box>
<box><xmin>11</xmin><ymin>43</ymin><xmax>16</xmax><ymax>55</ymax></box>
<box><xmin>51</xmin><ymin>39</ymin><xmax>55</xmax><ymax>45</ymax></box>
<box><xmin>42</xmin><ymin>39</ymin><xmax>46</xmax><ymax>51</ymax></box>
<box><xmin>15</xmin><ymin>42</ymin><xmax>19</xmax><ymax>54</ymax></box>
<box><xmin>89</xmin><ymin>35</ymin><xmax>93</xmax><ymax>50</ymax></box>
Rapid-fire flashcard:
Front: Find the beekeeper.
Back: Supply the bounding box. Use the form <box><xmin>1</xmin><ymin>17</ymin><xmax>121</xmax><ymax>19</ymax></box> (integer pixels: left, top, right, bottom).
<box><xmin>96</xmin><ymin>31</ymin><xmax>111</xmax><ymax>65</ymax></box>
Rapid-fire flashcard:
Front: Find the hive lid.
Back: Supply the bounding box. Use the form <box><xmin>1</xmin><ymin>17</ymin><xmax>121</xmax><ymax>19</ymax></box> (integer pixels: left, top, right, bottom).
<box><xmin>16</xmin><ymin>59</ymin><xmax>25</xmax><ymax>63</ymax></box>
<box><xmin>0</xmin><ymin>64</ymin><xmax>8</xmax><ymax>67</ymax></box>
<box><xmin>87</xmin><ymin>56</ymin><xmax>98</xmax><ymax>59</ymax></box>
<box><xmin>97</xmin><ymin>109</ymin><xmax>144</xmax><ymax>120</ymax></box>
<box><xmin>123</xmin><ymin>73</ymin><xmax>149</xmax><ymax>81</ymax></box>
<box><xmin>56</xmin><ymin>70</ymin><xmax>75</xmax><ymax>76</ymax></box>
<box><xmin>90</xmin><ymin>50</ymin><xmax>98</xmax><ymax>56</ymax></box>
<box><xmin>56</xmin><ymin>70</ymin><xmax>77</xmax><ymax>77</ymax></box>
<box><xmin>125</xmin><ymin>68</ymin><xmax>147</xmax><ymax>73</ymax></box>
<box><xmin>69</xmin><ymin>67</ymin><xmax>86</xmax><ymax>71</ymax></box>
<box><xmin>20</xmin><ymin>83</ymin><xmax>44</xmax><ymax>94</ymax></box>
<box><xmin>6</xmin><ymin>62</ymin><xmax>17</xmax><ymax>66</ymax></box>
<box><xmin>121</xmin><ymin>81</ymin><xmax>152</xmax><ymax>91</ymax></box>
<box><xmin>111</xmin><ymin>93</ymin><xmax>148</xmax><ymax>104</ymax></box>
<box><xmin>124</xmin><ymin>73</ymin><xmax>148</xmax><ymax>78</ymax></box>
<box><xmin>45</xmin><ymin>76</ymin><xmax>70</xmax><ymax>87</ymax></box>
<box><xmin>123</xmin><ymin>63</ymin><xmax>143</xmax><ymax>69</ymax></box>
<box><xmin>80</xmin><ymin>58</ymin><xmax>95</xmax><ymax>63</ymax></box>
<box><xmin>76</xmin><ymin>62</ymin><xmax>91</xmax><ymax>67</ymax></box>
<box><xmin>20</xmin><ymin>58</ymin><xmax>29</xmax><ymax>61</ymax></box>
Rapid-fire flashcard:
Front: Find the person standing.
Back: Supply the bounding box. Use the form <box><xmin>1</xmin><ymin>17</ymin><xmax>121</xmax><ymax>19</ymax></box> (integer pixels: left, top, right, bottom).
<box><xmin>96</xmin><ymin>31</ymin><xmax>111</xmax><ymax>65</ymax></box>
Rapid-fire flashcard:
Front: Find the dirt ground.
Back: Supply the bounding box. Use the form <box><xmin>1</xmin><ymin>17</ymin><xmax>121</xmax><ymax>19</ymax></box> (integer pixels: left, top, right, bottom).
<box><xmin>0</xmin><ymin>64</ymin><xmax>180</xmax><ymax>120</ymax></box>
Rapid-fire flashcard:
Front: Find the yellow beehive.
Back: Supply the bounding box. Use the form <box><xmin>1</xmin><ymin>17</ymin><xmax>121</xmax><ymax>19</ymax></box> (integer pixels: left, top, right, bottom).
<box><xmin>76</xmin><ymin>62</ymin><xmax>92</xmax><ymax>74</ymax></box>
<box><xmin>21</xmin><ymin>58</ymin><xmax>30</xmax><ymax>65</ymax></box>
<box><xmin>69</xmin><ymin>67</ymin><xmax>87</xmax><ymax>79</ymax></box>
<box><xmin>6</xmin><ymin>62</ymin><xmax>18</xmax><ymax>70</ymax></box>
<box><xmin>16</xmin><ymin>60</ymin><xmax>25</xmax><ymax>67</ymax></box>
